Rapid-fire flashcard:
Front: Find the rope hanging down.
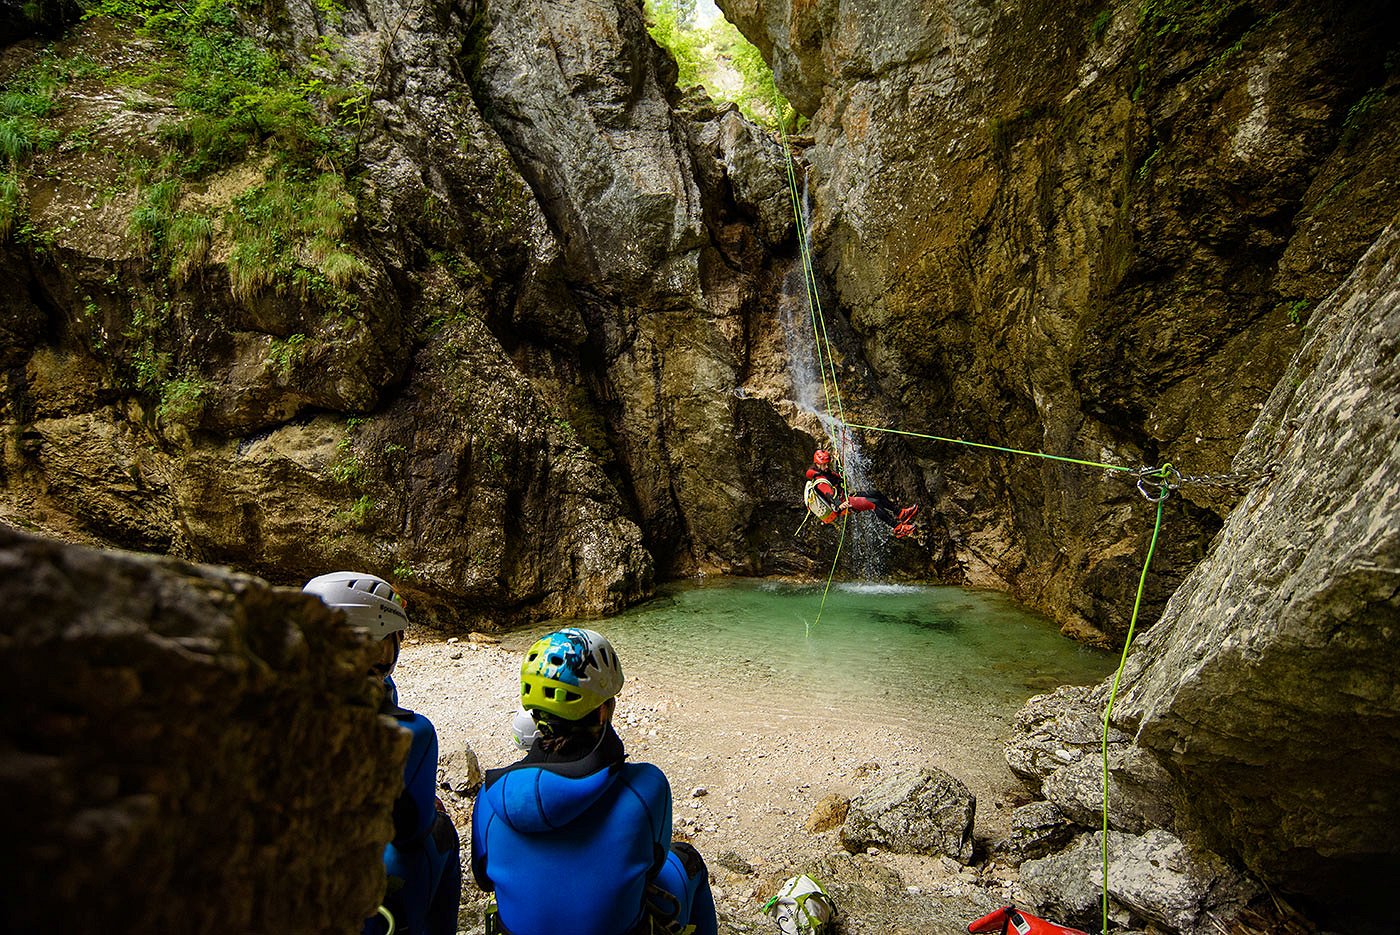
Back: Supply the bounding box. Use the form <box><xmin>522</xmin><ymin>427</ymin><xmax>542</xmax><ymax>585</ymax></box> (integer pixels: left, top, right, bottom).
<box><xmin>1098</xmin><ymin>467</ymin><xmax>1170</xmax><ymax>935</ymax></box>
<box><xmin>778</xmin><ymin>122</ymin><xmax>851</xmax><ymax>630</ymax></box>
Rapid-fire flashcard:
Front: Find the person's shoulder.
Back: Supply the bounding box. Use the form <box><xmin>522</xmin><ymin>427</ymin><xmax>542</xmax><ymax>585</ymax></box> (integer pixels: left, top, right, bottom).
<box><xmin>621</xmin><ymin>761</ymin><xmax>671</xmax><ymax>798</ymax></box>
<box><xmin>805</xmin><ymin>467</ymin><xmax>819</xmax><ymax>480</ymax></box>
<box><xmin>391</xmin><ymin>706</ymin><xmax>438</xmax><ymax>736</ymax></box>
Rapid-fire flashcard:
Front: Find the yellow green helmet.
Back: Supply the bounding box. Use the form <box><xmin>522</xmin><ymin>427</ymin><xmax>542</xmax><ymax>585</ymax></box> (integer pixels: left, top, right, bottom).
<box><xmin>520</xmin><ymin>628</ymin><xmax>624</xmax><ymax>721</ymax></box>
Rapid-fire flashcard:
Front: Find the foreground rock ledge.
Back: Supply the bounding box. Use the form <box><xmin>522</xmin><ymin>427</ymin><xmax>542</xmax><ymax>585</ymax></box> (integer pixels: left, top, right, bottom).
<box><xmin>0</xmin><ymin>527</ymin><xmax>407</xmax><ymax>934</ymax></box>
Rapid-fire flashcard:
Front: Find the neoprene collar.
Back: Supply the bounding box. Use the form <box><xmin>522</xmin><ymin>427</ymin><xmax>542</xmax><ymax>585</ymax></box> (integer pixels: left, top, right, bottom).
<box><xmin>484</xmin><ymin>722</ymin><xmax>627</xmax><ymax>786</ymax></box>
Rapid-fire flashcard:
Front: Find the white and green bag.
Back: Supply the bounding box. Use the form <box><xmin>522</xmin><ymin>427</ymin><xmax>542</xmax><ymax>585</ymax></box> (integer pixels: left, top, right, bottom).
<box><xmin>762</xmin><ymin>874</ymin><xmax>835</xmax><ymax>935</ymax></box>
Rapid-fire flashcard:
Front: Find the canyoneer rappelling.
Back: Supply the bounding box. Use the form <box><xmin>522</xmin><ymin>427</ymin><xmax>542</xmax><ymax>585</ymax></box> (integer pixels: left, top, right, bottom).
<box><xmin>802</xmin><ymin>448</ymin><xmax>920</xmax><ymax>539</ymax></box>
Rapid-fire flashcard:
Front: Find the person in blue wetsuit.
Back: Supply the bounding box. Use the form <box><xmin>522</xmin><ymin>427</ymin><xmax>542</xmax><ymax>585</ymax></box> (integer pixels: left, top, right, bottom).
<box><xmin>472</xmin><ymin>627</ymin><xmax>718</xmax><ymax>935</ymax></box>
<box><xmin>304</xmin><ymin>572</ymin><xmax>462</xmax><ymax>935</ymax></box>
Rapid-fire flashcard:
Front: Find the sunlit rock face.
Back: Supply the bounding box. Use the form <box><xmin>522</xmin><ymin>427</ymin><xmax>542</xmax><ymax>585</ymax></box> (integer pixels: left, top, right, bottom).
<box><xmin>0</xmin><ymin>0</ymin><xmax>819</xmax><ymax>625</ymax></box>
<box><xmin>0</xmin><ymin>527</ymin><xmax>406</xmax><ymax>933</ymax></box>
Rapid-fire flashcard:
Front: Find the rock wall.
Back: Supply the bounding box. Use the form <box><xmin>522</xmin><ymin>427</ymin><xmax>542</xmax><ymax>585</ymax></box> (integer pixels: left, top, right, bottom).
<box><xmin>0</xmin><ymin>0</ymin><xmax>876</xmax><ymax>631</ymax></box>
<box><xmin>1003</xmin><ymin>220</ymin><xmax>1400</xmax><ymax>928</ymax></box>
<box><xmin>0</xmin><ymin>526</ymin><xmax>407</xmax><ymax>934</ymax></box>
<box><xmin>1</xmin><ymin>0</ymin><xmax>1396</xmax><ymax>641</ymax></box>
<box><xmin>1111</xmin><ymin>218</ymin><xmax>1400</xmax><ymax>919</ymax></box>
<box><xmin>721</xmin><ymin>0</ymin><xmax>1400</xmax><ymax>640</ymax></box>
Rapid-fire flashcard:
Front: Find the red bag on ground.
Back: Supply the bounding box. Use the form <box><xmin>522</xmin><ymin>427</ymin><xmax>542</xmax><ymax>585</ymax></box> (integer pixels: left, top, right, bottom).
<box><xmin>967</xmin><ymin>905</ymin><xmax>1090</xmax><ymax>935</ymax></box>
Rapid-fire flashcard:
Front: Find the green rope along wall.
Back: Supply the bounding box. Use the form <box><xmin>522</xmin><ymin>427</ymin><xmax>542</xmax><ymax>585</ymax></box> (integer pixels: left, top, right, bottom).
<box><xmin>846</xmin><ymin>422</ymin><xmax>1138</xmax><ymax>474</ymax></box>
<box><xmin>1098</xmin><ymin>470</ymin><xmax>1170</xmax><ymax>935</ymax></box>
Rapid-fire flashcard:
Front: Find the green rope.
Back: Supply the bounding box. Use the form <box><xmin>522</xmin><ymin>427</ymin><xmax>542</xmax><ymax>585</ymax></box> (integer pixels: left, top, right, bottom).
<box><xmin>778</xmin><ymin>116</ymin><xmax>853</xmax><ymax>631</ymax></box>
<box><xmin>846</xmin><ymin>422</ymin><xmax>1135</xmax><ymax>473</ymax></box>
<box><xmin>810</xmin><ymin>507</ymin><xmax>849</xmax><ymax>631</ymax></box>
<box><xmin>1099</xmin><ymin>467</ymin><xmax>1170</xmax><ymax>934</ymax></box>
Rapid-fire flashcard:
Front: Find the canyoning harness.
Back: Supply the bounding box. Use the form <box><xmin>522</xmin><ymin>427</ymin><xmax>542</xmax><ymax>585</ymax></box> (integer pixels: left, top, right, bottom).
<box><xmin>967</xmin><ymin>906</ymin><xmax>1088</xmax><ymax>935</ymax></box>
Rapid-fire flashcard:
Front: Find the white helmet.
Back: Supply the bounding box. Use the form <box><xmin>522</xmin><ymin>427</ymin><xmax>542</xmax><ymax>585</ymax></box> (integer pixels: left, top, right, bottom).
<box><xmin>510</xmin><ymin>707</ymin><xmax>540</xmax><ymax>750</ymax></box>
<box><xmin>303</xmin><ymin>571</ymin><xmax>408</xmax><ymax>639</ymax></box>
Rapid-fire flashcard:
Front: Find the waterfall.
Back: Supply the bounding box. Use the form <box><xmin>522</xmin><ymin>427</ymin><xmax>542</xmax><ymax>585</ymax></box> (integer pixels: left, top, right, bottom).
<box><xmin>781</xmin><ymin>180</ymin><xmax>888</xmax><ymax>579</ymax></box>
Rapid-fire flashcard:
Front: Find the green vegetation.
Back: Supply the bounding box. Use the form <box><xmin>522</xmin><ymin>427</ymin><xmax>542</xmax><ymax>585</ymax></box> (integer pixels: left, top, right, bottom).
<box><xmin>1138</xmin><ymin>0</ymin><xmax>1244</xmax><ymax>42</ymax></box>
<box><xmin>268</xmin><ymin>332</ymin><xmax>307</xmax><ymax>377</ymax></box>
<box><xmin>1341</xmin><ymin>89</ymin><xmax>1386</xmax><ymax>148</ymax></box>
<box><xmin>156</xmin><ymin>376</ymin><xmax>209</xmax><ymax>424</ymax></box>
<box><xmin>77</xmin><ymin>0</ymin><xmax>371</xmax><ymax>300</ymax></box>
<box><xmin>225</xmin><ymin>170</ymin><xmax>368</xmax><ymax>303</ymax></box>
<box><xmin>1281</xmin><ymin>298</ymin><xmax>1309</xmax><ymax>327</ymax></box>
<box><xmin>1089</xmin><ymin>9</ymin><xmax>1113</xmax><ymax>42</ymax></box>
<box><xmin>0</xmin><ymin>171</ymin><xmax>19</xmax><ymax>239</ymax></box>
<box><xmin>0</xmin><ymin>52</ymin><xmax>69</xmax><ymax>239</ymax></box>
<box><xmin>1134</xmin><ymin>142</ymin><xmax>1163</xmax><ymax>182</ymax></box>
<box><xmin>336</xmin><ymin>493</ymin><xmax>373</xmax><ymax>527</ymax></box>
<box><xmin>642</xmin><ymin>0</ymin><xmax>801</xmax><ymax>132</ymax></box>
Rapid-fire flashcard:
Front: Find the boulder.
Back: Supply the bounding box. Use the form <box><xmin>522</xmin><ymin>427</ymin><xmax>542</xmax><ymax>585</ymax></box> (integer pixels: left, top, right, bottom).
<box><xmin>1023</xmin><ymin>828</ymin><xmax>1263</xmax><ymax>935</ymax></box>
<box><xmin>0</xmin><ymin>527</ymin><xmax>406</xmax><ymax>934</ymax></box>
<box><xmin>840</xmin><ymin>766</ymin><xmax>975</xmax><ymax>861</ymax></box>
<box><xmin>1108</xmin><ymin>830</ymin><xmax>1259</xmax><ymax>935</ymax></box>
<box><xmin>1019</xmin><ymin>832</ymin><xmax>1132</xmax><ymax>932</ymax></box>
<box><xmin>1041</xmin><ymin>746</ymin><xmax>1176</xmax><ymax>836</ymax></box>
<box><xmin>1006</xmin><ymin>801</ymin><xmax>1076</xmax><ymax>863</ymax></box>
<box><xmin>1004</xmin><ymin>685</ymin><xmax>1127</xmax><ymax>794</ymax></box>
<box><xmin>437</xmin><ymin>740</ymin><xmax>483</xmax><ymax>798</ymax></box>
<box><xmin>804</xmin><ymin>793</ymin><xmax>850</xmax><ymax>834</ymax></box>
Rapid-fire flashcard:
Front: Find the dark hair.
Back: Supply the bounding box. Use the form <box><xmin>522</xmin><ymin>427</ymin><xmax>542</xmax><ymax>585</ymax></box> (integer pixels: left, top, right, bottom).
<box><xmin>532</xmin><ymin>706</ymin><xmax>606</xmax><ymax>756</ymax></box>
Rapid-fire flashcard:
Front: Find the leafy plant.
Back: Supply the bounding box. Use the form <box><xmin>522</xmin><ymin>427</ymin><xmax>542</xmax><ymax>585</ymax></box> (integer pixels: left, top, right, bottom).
<box><xmin>336</xmin><ymin>493</ymin><xmax>373</xmax><ymax>527</ymax></box>
<box><xmin>156</xmin><ymin>376</ymin><xmax>208</xmax><ymax>424</ymax></box>
<box><xmin>1281</xmin><ymin>298</ymin><xmax>1309</xmax><ymax>327</ymax></box>
<box><xmin>268</xmin><ymin>332</ymin><xmax>307</xmax><ymax>376</ymax></box>
<box><xmin>1341</xmin><ymin>89</ymin><xmax>1386</xmax><ymax>148</ymax></box>
<box><xmin>0</xmin><ymin>171</ymin><xmax>20</xmax><ymax>240</ymax></box>
<box><xmin>643</xmin><ymin>0</ymin><xmax>800</xmax><ymax>132</ymax></box>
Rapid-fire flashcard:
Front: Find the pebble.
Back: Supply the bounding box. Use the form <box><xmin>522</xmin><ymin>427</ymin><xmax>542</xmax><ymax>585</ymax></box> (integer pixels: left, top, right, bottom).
<box><xmin>692</xmin><ymin>786</ymin><xmax>708</xmax><ymax>797</ymax></box>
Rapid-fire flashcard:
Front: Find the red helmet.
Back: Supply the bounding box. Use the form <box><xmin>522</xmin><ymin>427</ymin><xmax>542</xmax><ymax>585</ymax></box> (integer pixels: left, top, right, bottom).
<box><xmin>813</xmin><ymin>449</ymin><xmax>832</xmax><ymax>467</ymax></box>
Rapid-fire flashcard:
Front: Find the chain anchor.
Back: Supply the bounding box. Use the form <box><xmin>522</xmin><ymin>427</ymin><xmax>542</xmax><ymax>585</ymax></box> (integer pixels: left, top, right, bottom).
<box><xmin>1135</xmin><ymin>464</ymin><xmax>1180</xmax><ymax>502</ymax></box>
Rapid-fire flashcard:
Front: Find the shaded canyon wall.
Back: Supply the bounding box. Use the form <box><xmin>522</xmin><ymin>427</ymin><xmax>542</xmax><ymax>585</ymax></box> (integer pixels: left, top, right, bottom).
<box><xmin>0</xmin><ymin>526</ymin><xmax>405</xmax><ymax>933</ymax></box>
<box><xmin>721</xmin><ymin>0</ymin><xmax>1399</xmax><ymax>640</ymax></box>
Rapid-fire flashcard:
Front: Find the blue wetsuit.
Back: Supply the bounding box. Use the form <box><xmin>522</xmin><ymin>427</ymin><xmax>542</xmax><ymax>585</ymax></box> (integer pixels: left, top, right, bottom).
<box><xmin>471</xmin><ymin>724</ymin><xmax>716</xmax><ymax>935</ymax></box>
<box><xmin>367</xmin><ymin>678</ymin><xmax>461</xmax><ymax>935</ymax></box>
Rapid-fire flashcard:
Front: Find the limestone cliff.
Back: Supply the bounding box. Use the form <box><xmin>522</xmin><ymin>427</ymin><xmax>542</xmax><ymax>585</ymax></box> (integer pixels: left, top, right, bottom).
<box><xmin>1110</xmin><ymin>217</ymin><xmax>1400</xmax><ymax>923</ymax></box>
<box><xmin>1</xmin><ymin>0</ymin><xmax>1396</xmax><ymax>645</ymax></box>
<box><xmin>721</xmin><ymin>0</ymin><xmax>1399</xmax><ymax>640</ymax></box>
